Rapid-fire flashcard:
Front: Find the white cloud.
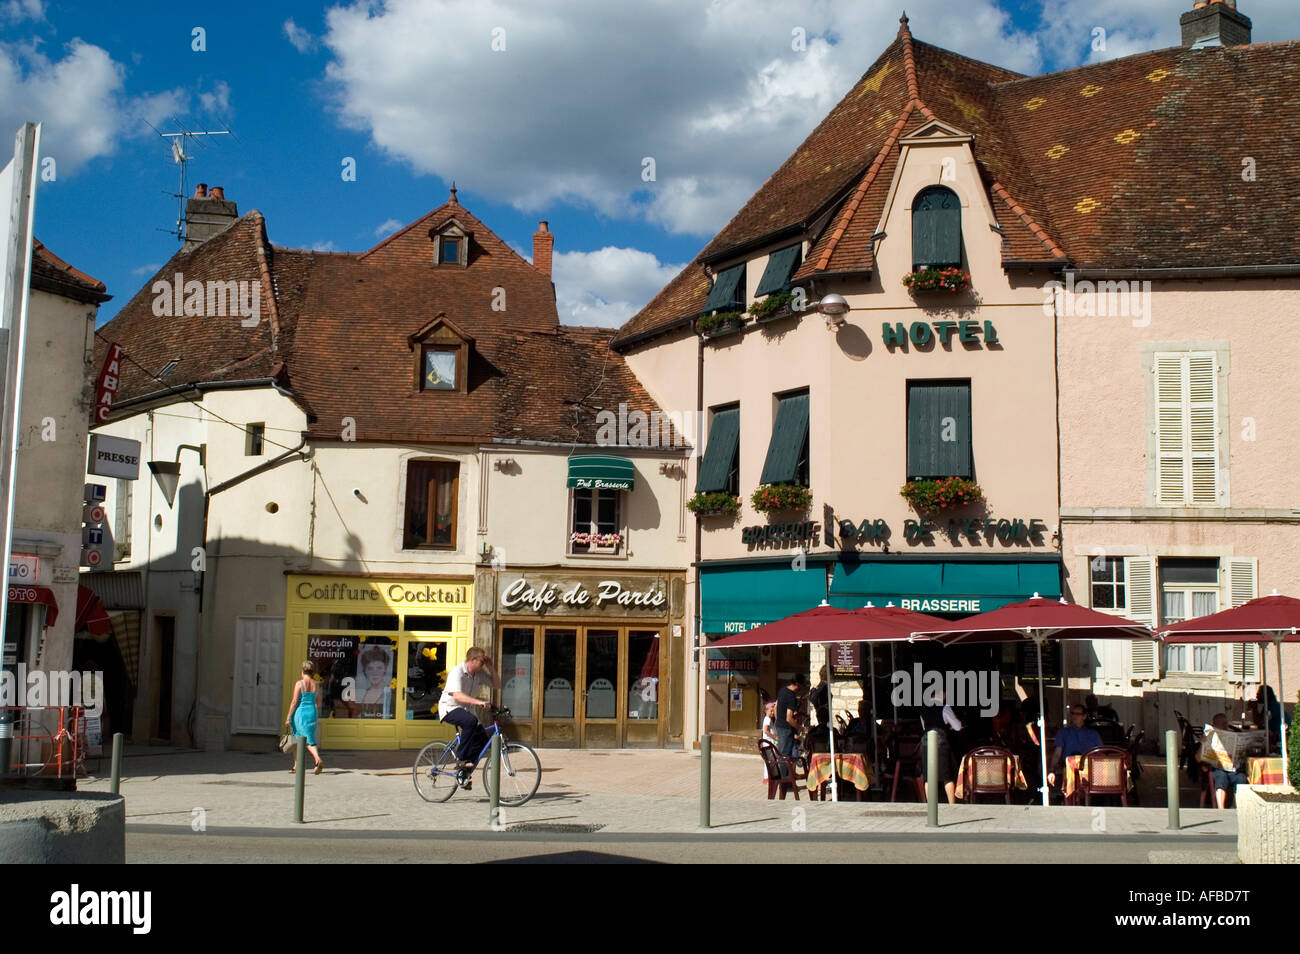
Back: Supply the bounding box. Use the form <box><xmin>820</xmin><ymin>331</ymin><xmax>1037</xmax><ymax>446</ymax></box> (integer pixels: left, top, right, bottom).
<box><xmin>199</xmin><ymin>79</ymin><xmax>231</xmax><ymax>116</ymax></box>
<box><xmin>318</xmin><ymin>0</ymin><xmax>1043</xmax><ymax>237</ymax></box>
<box><xmin>0</xmin><ymin>38</ymin><xmax>186</xmax><ymax>172</ymax></box>
<box><xmin>551</xmin><ymin>246</ymin><xmax>687</xmax><ymax>328</ymax></box>
<box><xmin>284</xmin><ymin>18</ymin><xmax>315</xmax><ymax>54</ymax></box>
<box><xmin>132</xmin><ymin>263</ymin><xmax>161</xmax><ymax>276</ymax></box>
<box><xmin>1</xmin><ymin>0</ymin><xmax>44</xmax><ymax>23</ymax></box>
<box><xmin>373</xmin><ymin>218</ymin><xmax>402</xmax><ymax>237</ymax></box>
<box><xmin>311</xmin><ymin>240</ymin><xmax>339</xmax><ymax>252</ymax></box>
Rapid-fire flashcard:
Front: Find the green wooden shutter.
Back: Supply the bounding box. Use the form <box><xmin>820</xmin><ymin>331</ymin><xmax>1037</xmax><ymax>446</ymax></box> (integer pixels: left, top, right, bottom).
<box><xmin>912</xmin><ymin>188</ymin><xmax>962</xmax><ymax>269</ymax></box>
<box><xmin>907</xmin><ymin>382</ymin><xmax>971</xmax><ymax>479</ymax></box>
<box><xmin>755</xmin><ymin>245</ymin><xmax>801</xmax><ymax>296</ymax></box>
<box><xmin>703</xmin><ymin>264</ymin><xmax>745</xmax><ymax>312</ymax></box>
<box><xmin>695</xmin><ymin>406</ymin><xmax>740</xmax><ymax>493</ymax></box>
<box><xmin>760</xmin><ymin>392</ymin><xmax>810</xmax><ymax>485</ymax></box>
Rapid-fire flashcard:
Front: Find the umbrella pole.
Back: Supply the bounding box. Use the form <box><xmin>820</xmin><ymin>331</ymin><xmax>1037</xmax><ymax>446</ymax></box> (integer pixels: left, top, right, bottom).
<box><xmin>828</xmin><ymin>666</ymin><xmax>838</xmax><ymax>803</ymax></box>
<box><xmin>890</xmin><ymin>644</ymin><xmax>897</xmax><ymax>720</ymax></box>
<box><xmin>1036</xmin><ymin>635</ymin><xmax>1049</xmax><ymax>807</ymax></box>
<box><xmin>1276</xmin><ymin>639</ymin><xmax>1288</xmax><ymax>768</ymax></box>
<box><xmin>870</xmin><ymin>645</ymin><xmax>879</xmax><ymax>778</ymax></box>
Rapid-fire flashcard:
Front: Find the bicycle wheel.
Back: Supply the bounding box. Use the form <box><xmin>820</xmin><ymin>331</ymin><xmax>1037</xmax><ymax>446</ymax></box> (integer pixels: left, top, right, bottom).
<box><xmin>481</xmin><ymin>741</ymin><xmax>541</xmax><ymax>807</ymax></box>
<box><xmin>413</xmin><ymin>741</ymin><xmax>459</xmax><ymax>803</ymax></box>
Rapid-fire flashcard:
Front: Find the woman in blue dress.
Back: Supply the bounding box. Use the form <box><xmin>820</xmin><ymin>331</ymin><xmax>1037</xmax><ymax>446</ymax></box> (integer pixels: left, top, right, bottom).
<box><xmin>285</xmin><ymin>661</ymin><xmax>324</xmax><ymax>775</ymax></box>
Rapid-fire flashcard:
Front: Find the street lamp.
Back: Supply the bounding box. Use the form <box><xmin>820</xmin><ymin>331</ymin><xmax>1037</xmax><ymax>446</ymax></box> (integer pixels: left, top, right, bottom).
<box><xmin>147</xmin><ymin>444</ymin><xmax>205</xmax><ymax>508</ymax></box>
<box><xmin>816</xmin><ymin>293</ymin><xmax>850</xmax><ymax>329</ymax></box>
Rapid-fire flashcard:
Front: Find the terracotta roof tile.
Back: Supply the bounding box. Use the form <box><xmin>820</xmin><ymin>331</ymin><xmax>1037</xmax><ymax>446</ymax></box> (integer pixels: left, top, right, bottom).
<box><xmin>31</xmin><ymin>239</ymin><xmax>110</xmax><ymax>304</ymax></box>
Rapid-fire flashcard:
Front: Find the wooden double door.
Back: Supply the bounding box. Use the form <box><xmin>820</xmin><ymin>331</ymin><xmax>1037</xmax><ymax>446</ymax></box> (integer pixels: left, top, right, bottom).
<box><xmin>499</xmin><ymin>624</ymin><xmax>665</xmax><ymax>747</ymax></box>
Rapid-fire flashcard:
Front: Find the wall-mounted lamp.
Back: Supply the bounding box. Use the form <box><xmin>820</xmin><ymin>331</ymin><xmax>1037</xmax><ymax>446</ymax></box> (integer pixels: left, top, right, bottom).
<box><xmin>816</xmin><ymin>293</ymin><xmax>849</xmax><ymax>329</ymax></box>
<box><xmin>493</xmin><ymin>458</ymin><xmax>516</xmax><ymax>471</ymax></box>
<box><xmin>477</xmin><ymin>539</ymin><xmax>494</xmax><ymax>563</ymax></box>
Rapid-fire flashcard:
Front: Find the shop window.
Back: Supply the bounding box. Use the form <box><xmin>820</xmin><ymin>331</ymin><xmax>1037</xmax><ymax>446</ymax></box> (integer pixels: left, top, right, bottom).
<box><xmin>570</xmin><ymin>488</ymin><xmax>623</xmax><ymax>554</ymax></box>
<box><xmin>695</xmin><ymin>404</ymin><xmax>740</xmax><ymax>495</ymax></box>
<box><xmin>306</xmin><ymin>633</ymin><xmax>398</xmax><ymax>720</ymax></box>
<box><xmin>759</xmin><ymin>390</ymin><xmax>810</xmax><ymax>487</ymax></box>
<box><xmin>1089</xmin><ymin>557</ymin><xmax>1126</xmax><ymax>610</ymax></box>
<box><xmin>501</xmin><ymin>628</ymin><xmax>535</xmax><ymax>717</ymax></box>
<box><xmin>404</xmin><ymin>460</ymin><xmax>459</xmax><ymax>549</ymax></box>
<box><xmin>1153</xmin><ymin>351</ymin><xmax>1219</xmax><ymax>506</ymax></box>
<box><xmin>912</xmin><ymin>186</ymin><xmax>962</xmax><ymax>269</ymax></box>
<box><xmin>906</xmin><ymin>380</ymin><xmax>972</xmax><ymax>480</ymax></box>
<box><xmin>1159</xmin><ymin>558</ymin><xmax>1219</xmax><ymax>674</ymax></box>
<box><xmin>628</xmin><ymin>631</ymin><xmax>660</xmax><ymax>721</ymax></box>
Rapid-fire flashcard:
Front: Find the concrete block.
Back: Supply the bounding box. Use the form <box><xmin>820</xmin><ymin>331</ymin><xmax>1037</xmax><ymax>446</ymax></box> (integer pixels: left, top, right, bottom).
<box><xmin>1236</xmin><ymin>785</ymin><xmax>1300</xmax><ymax>864</ymax></box>
<box><xmin>0</xmin><ymin>791</ymin><xmax>125</xmax><ymax>863</ymax></box>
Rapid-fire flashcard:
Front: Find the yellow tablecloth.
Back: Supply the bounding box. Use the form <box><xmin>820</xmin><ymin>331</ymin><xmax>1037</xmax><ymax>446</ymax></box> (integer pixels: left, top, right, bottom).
<box><xmin>808</xmin><ymin>753</ymin><xmax>874</xmax><ymax>794</ymax></box>
<box><xmin>955</xmin><ymin>753</ymin><xmax>1028</xmax><ymax>801</ymax></box>
<box><xmin>1248</xmin><ymin>757</ymin><xmax>1286</xmax><ymax>786</ymax></box>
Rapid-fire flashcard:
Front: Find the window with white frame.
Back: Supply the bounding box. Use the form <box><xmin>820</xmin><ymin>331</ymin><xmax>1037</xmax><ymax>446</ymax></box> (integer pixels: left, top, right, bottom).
<box><xmin>570</xmin><ymin>489</ymin><xmax>623</xmax><ymax>554</ymax></box>
<box><xmin>1153</xmin><ymin>351</ymin><xmax>1219</xmax><ymax>506</ymax></box>
<box><xmin>1159</xmin><ymin>558</ymin><xmax>1219</xmax><ymax>674</ymax></box>
<box><xmin>1089</xmin><ymin>557</ymin><xmax>1126</xmax><ymax>611</ymax></box>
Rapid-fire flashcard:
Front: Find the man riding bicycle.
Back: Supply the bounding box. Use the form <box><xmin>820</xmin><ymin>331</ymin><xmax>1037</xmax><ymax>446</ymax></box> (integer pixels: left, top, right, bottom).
<box><xmin>438</xmin><ymin>647</ymin><xmax>501</xmax><ymax>789</ymax></box>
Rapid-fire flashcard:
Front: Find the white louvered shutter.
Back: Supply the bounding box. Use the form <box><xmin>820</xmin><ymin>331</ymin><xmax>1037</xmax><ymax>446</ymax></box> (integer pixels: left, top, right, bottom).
<box><xmin>1187</xmin><ymin>353</ymin><xmax>1219</xmax><ymax>505</ymax></box>
<box><xmin>1126</xmin><ymin>557</ymin><xmax>1159</xmax><ymax>679</ymax></box>
<box><xmin>1154</xmin><ymin>354</ymin><xmax>1187</xmax><ymax>504</ymax></box>
<box><xmin>1227</xmin><ymin>558</ymin><xmax>1259</xmax><ymax>680</ymax></box>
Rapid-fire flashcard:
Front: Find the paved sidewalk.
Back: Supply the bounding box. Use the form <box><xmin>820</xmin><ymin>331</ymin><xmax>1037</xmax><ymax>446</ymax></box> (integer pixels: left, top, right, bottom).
<box><xmin>77</xmin><ymin>746</ymin><xmax>1238</xmax><ymax>841</ymax></box>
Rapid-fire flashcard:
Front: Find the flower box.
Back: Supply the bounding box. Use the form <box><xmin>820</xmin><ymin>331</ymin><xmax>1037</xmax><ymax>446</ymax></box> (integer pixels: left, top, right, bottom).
<box><xmin>687</xmin><ymin>492</ymin><xmax>741</xmax><ymax>518</ymax></box>
<box><xmin>903</xmin><ymin>267</ymin><xmax>971</xmax><ymax>294</ymax></box>
<box><xmin>748</xmin><ymin>291</ymin><xmax>797</xmax><ymax>324</ymax></box>
<box><xmin>899</xmin><ymin>477</ymin><xmax>983</xmax><ymax>514</ymax></box>
<box><xmin>696</xmin><ymin>312</ymin><xmax>745</xmax><ymax>338</ymax></box>
<box><xmin>750</xmin><ymin>483</ymin><xmax>813</xmax><ymax>514</ymax></box>
<box><xmin>570</xmin><ymin>531</ymin><xmax>623</xmax><ymax>553</ymax></box>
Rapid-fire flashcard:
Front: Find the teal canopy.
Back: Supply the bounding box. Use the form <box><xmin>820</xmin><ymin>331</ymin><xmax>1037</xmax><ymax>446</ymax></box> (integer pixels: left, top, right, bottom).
<box><xmin>829</xmin><ymin>559</ymin><xmax>1061</xmax><ymax>615</ymax></box>
<box><xmin>566</xmin><ymin>456</ymin><xmax>634</xmax><ymax>490</ymax></box>
<box><xmin>701</xmin><ymin>565</ymin><xmax>827</xmax><ymax>634</ymax></box>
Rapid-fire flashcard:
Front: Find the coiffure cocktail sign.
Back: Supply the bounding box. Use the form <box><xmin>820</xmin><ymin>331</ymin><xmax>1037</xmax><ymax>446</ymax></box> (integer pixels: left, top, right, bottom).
<box><xmin>499</xmin><ymin>573</ymin><xmax>667</xmax><ymax>617</ymax></box>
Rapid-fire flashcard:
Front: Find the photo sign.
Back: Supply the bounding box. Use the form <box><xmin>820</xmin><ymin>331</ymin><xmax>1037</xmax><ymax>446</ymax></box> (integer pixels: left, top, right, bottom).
<box><xmin>498</xmin><ymin>572</ymin><xmax>667</xmax><ymax>618</ymax></box>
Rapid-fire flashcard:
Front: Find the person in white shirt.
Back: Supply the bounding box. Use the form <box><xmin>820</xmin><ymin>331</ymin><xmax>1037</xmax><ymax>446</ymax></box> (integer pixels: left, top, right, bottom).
<box><xmin>438</xmin><ymin>647</ymin><xmax>501</xmax><ymax>787</ymax></box>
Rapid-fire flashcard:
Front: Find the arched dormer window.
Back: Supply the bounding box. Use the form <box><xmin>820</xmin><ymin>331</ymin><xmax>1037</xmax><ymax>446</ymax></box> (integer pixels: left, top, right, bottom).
<box><xmin>912</xmin><ymin>186</ymin><xmax>962</xmax><ymax>270</ymax></box>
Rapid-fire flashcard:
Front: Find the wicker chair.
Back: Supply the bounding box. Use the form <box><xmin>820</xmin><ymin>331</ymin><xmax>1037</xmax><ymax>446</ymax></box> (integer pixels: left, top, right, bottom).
<box><xmin>961</xmin><ymin>745</ymin><xmax>1016</xmax><ymax>804</ymax></box>
<box><xmin>1078</xmin><ymin>745</ymin><xmax>1132</xmax><ymax>806</ymax></box>
<box><xmin>759</xmin><ymin>739</ymin><xmax>806</xmax><ymax>800</ymax></box>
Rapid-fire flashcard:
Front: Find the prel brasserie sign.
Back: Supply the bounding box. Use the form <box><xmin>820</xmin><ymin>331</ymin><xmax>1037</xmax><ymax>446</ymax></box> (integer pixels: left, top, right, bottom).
<box><xmin>499</xmin><ymin>573</ymin><xmax>667</xmax><ymax>617</ymax></box>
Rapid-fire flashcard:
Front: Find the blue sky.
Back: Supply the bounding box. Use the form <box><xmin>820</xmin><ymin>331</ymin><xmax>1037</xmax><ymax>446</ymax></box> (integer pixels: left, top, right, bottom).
<box><xmin>5</xmin><ymin>0</ymin><xmax>1298</xmax><ymax>327</ymax></box>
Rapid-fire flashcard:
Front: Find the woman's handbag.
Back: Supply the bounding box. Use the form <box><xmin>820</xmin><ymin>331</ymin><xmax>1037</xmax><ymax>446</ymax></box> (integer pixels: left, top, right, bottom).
<box><xmin>280</xmin><ymin>728</ymin><xmax>297</xmax><ymax>754</ymax></box>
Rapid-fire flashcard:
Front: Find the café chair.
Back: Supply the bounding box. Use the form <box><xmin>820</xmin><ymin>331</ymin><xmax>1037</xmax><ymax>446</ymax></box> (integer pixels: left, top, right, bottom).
<box><xmin>1078</xmin><ymin>745</ymin><xmax>1132</xmax><ymax>806</ymax></box>
<box><xmin>881</xmin><ymin>733</ymin><xmax>926</xmax><ymax>802</ymax></box>
<box><xmin>758</xmin><ymin>739</ymin><xmax>806</xmax><ymax>801</ymax></box>
<box><xmin>961</xmin><ymin>745</ymin><xmax>1016</xmax><ymax>804</ymax></box>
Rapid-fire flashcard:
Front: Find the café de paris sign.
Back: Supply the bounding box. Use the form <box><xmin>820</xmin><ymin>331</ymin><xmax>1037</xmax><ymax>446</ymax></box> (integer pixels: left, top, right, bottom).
<box><xmin>499</xmin><ymin>573</ymin><xmax>667</xmax><ymax>618</ymax></box>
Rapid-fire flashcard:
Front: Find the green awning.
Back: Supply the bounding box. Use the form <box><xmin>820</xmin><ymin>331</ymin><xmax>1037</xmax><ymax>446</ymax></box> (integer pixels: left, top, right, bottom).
<box><xmin>829</xmin><ymin>559</ymin><xmax>1061</xmax><ymax>615</ymax></box>
<box><xmin>695</xmin><ymin>407</ymin><xmax>739</xmax><ymax>493</ymax></box>
<box><xmin>702</xmin><ymin>264</ymin><xmax>745</xmax><ymax>312</ymax></box>
<box><xmin>759</xmin><ymin>392</ymin><xmax>809</xmax><ymax>485</ymax></box>
<box><xmin>755</xmin><ymin>245</ymin><xmax>801</xmax><ymax>296</ymax></box>
<box><xmin>701</xmin><ymin>565</ymin><xmax>827</xmax><ymax>634</ymax></box>
<box><xmin>566</xmin><ymin>456</ymin><xmax>634</xmax><ymax>490</ymax></box>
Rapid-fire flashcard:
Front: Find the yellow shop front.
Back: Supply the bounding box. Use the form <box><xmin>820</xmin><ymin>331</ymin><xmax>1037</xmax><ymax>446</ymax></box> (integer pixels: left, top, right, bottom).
<box><xmin>283</xmin><ymin>574</ymin><xmax>474</xmax><ymax>750</ymax></box>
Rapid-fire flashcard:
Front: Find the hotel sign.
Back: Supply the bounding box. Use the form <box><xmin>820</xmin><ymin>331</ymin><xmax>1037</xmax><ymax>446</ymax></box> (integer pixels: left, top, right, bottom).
<box><xmin>499</xmin><ymin>572</ymin><xmax>667</xmax><ymax>618</ymax></box>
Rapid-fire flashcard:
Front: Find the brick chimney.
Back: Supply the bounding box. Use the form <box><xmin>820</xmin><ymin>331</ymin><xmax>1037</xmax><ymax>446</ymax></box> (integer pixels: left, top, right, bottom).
<box><xmin>183</xmin><ymin>185</ymin><xmax>239</xmax><ymax>251</ymax></box>
<box><xmin>1181</xmin><ymin>0</ymin><xmax>1252</xmax><ymax>47</ymax></box>
<box><xmin>532</xmin><ymin>221</ymin><xmax>553</xmax><ymax>279</ymax></box>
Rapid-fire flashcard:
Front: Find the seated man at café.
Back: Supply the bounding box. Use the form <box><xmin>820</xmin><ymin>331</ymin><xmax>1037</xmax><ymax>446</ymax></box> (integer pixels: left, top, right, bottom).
<box><xmin>1046</xmin><ymin>705</ymin><xmax>1103</xmax><ymax>788</ymax></box>
<box><xmin>1198</xmin><ymin>713</ymin><xmax>1247</xmax><ymax>809</ymax></box>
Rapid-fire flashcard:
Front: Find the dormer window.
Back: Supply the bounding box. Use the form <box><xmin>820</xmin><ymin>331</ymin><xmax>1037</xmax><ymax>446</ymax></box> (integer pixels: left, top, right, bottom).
<box><xmin>702</xmin><ymin>263</ymin><xmax>745</xmax><ymax>313</ymax></box>
<box><xmin>912</xmin><ymin>186</ymin><xmax>962</xmax><ymax>270</ymax></box>
<box><xmin>432</xmin><ymin>219</ymin><xmax>471</xmax><ymax>267</ymax></box>
<box><xmin>409</xmin><ymin>314</ymin><xmax>473</xmax><ymax>393</ymax></box>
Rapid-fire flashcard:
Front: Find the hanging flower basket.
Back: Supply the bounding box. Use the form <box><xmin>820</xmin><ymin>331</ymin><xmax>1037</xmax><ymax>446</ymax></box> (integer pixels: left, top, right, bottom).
<box><xmin>903</xmin><ymin>267</ymin><xmax>971</xmax><ymax>294</ymax></box>
<box><xmin>687</xmin><ymin>492</ymin><xmax>741</xmax><ymax>518</ymax></box>
<box><xmin>899</xmin><ymin>477</ymin><xmax>983</xmax><ymax>513</ymax></box>
<box><xmin>750</xmin><ymin>483</ymin><xmax>813</xmax><ymax>514</ymax></box>
<box><xmin>571</xmin><ymin>531</ymin><xmax>622</xmax><ymax>548</ymax></box>
<box><xmin>696</xmin><ymin>311</ymin><xmax>746</xmax><ymax>338</ymax></box>
<box><xmin>748</xmin><ymin>290</ymin><xmax>796</xmax><ymax>323</ymax></box>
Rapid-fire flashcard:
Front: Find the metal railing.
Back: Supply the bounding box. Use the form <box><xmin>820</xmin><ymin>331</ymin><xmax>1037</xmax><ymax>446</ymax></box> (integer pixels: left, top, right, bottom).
<box><xmin>1</xmin><ymin>706</ymin><xmax>86</xmax><ymax>778</ymax></box>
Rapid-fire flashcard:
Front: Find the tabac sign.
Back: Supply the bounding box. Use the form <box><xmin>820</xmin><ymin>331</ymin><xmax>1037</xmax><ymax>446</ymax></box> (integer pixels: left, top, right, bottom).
<box><xmin>499</xmin><ymin>572</ymin><xmax>667</xmax><ymax>618</ymax></box>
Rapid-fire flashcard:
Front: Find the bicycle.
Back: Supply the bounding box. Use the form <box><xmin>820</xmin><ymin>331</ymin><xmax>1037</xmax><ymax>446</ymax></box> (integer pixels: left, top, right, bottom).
<box><xmin>412</xmin><ymin>707</ymin><xmax>541</xmax><ymax>806</ymax></box>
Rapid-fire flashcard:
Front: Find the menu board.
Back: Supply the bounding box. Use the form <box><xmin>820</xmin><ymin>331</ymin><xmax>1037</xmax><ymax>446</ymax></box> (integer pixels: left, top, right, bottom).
<box><xmin>829</xmin><ymin>642</ymin><xmax>861</xmax><ymax>678</ymax></box>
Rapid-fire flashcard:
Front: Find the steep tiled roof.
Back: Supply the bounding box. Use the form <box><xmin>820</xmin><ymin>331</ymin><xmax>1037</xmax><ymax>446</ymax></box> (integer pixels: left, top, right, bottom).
<box><xmin>93</xmin><ymin>198</ymin><xmax>676</xmax><ymax>448</ymax></box>
<box><xmin>617</xmin><ymin>17</ymin><xmax>1300</xmax><ymax>347</ymax></box>
<box><xmin>31</xmin><ymin>239</ymin><xmax>110</xmax><ymax>304</ymax></box>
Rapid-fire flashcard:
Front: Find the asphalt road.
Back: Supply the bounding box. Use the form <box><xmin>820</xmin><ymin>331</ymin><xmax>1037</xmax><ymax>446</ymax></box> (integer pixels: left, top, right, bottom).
<box><xmin>127</xmin><ymin>825</ymin><xmax>1238</xmax><ymax>864</ymax></box>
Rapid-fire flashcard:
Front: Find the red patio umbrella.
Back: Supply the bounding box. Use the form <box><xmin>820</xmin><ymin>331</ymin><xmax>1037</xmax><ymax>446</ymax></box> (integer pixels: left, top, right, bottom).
<box><xmin>1160</xmin><ymin>592</ymin><xmax>1298</xmax><ymax>766</ymax></box>
<box><xmin>909</xmin><ymin>594</ymin><xmax>1155</xmax><ymax>805</ymax></box>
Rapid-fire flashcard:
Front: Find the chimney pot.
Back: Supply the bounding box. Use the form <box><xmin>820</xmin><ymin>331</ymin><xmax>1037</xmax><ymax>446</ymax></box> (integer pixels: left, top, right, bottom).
<box><xmin>209</xmin><ymin>185</ymin><xmax>225</xmax><ymax>201</ymax></box>
<box><xmin>195</xmin><ymin>183</ymin><xmax>208</xmax><ymax>197</ymax></box>
<box><xmin>532</xmin><ymin>222</ymin><xmax>554</xmax><ymax>279</ymax></box>
<box><xmin>1181</xmin><ymin>0</ymin><xmax>1251</xmax><ymax>45</ymax></box>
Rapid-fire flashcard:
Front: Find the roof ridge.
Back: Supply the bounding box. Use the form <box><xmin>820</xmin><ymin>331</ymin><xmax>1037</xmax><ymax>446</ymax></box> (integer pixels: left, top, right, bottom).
<box><xmin>898</xmin><ymin>14</ymin><xmax>938</xmax><ymax>122</ymax></box>
<box><xmin>809</xmin><ymin>102</ymin><xmax>916</xmax><ymax>273</ymax></box>
<box><xmin>32</xmin><ymin>238</ymin><xmax>106</xmax><ymax>291</ymax></box>
<box><xmin>249</xmin><ymin>211</ymin><xmax>284</xmax><ymax>353</ymax></box>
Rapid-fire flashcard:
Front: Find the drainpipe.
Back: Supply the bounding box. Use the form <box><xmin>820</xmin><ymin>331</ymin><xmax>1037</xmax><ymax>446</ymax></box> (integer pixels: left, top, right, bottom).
<box><xmin>693</xmin><ymin>331</ymin><xmax>704</xmax><ymax>750</ymax></box>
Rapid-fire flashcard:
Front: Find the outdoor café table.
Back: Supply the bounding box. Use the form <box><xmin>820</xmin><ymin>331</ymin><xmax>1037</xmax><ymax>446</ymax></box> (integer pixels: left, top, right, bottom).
<box><xmin>808</xmin><ymin>753</ymin><xmax>874</xmax><ymax>800</ymax></box>
<box><xmin>954</xmin><ymin>752</ymin><xmax>1028</xmax><ymax>802</ymax></box>
<box><xmin>1248</xmin><ymin>757</ymin><xmax>1286</xmax><ymax>786</ymax></box>
<box><xmin>1061</xmin><ymin>754</ymin><xmax>1132</xmax><ymax>804</ymax></box>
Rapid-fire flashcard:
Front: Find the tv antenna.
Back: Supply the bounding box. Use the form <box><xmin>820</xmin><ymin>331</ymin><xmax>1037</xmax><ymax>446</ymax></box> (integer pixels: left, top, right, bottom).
<box><xmin>149</xmin><ymin>120</ymin><xmax>233</xmax><ymax>243</ymax></box>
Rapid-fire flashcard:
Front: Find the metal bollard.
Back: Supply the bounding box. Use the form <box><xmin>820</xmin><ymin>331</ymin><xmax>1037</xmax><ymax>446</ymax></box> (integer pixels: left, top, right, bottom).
<box><xmin>699</xmin><ymin>734</ymin><xmax>711</xmax><ymax>829</ymax></box>
<box><xmin>488</xmin><ymin>734</ymin><xmax>501</xmax><ymax>830</ymax></box>
<box><xmin>293</xmin><ymin>737</ymin><xmax>306</xmax><ymax>824</ymax></box>
<box><xmin>0</xmin><ymin>709</ymin><xmax>12</xmax><ymax>778</ymax></box>
<box><xmin>926</xmin><ymin>729</ymin><xmax>940</xmax><ymax>828</ymax></box>
<box><xmin>1166</xmin><ymin>729</ymin><xmax>1180</xmax><ymax>831</ymax></box>
<box><xmin>110</xmin><ymin>732</ymin><xmax>123</xmax><ymax>795</ymax></box>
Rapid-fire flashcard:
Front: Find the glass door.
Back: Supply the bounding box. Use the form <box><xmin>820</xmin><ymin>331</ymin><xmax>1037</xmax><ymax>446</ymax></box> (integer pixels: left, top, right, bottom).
<box><xmin>540</xmin><ymin>628</ymin><xmax>578</xmax><ymax>745</ymax></box>
<box><xmin>397</xmin><ymin>637</ymin><xmax>450</xmax><ymax>747</ymax></box>
<box><xmin>626</xmin><ymin>630</ymin><xmax>663</xmax><ymax>747</ymax></box>
<box><xmin>581</xmin><ymin>629</ymin><xmax>621</xmax><ymax>747</ymax></box>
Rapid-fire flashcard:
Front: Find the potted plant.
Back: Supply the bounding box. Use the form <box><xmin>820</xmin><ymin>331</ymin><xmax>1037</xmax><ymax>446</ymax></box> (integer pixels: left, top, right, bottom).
<box><xmin>902</xmin><ymin>267</ymin><xmax>971</xmax><ymax>294</ymax></box>
<box><xmin>571</xmin><ymin>531</ymin><xmax>622</xmax><ymax>551</ymax></box>
<box><xmin>750</xmin><ymin>483</ymin><xmax>813</xmax><ymax>514</ymax></box>
<box><xmin>748</xmin><ymin>290</ymin><xmax>796</xmax><ymax>323</ymax></box>
<box><xmin>686</xmin><ymin>491</ymin><xmax>741</xmax><ymax>518</ymax></box>
<box><xmin>696</xmin><ymin>311</ymin><xmax>745</xmax><ymax>338</ymax></box>
<box><xmin>899</xmin><ymin>477</ymin><xmax>984</xmax><ymax>513</ymax></box>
